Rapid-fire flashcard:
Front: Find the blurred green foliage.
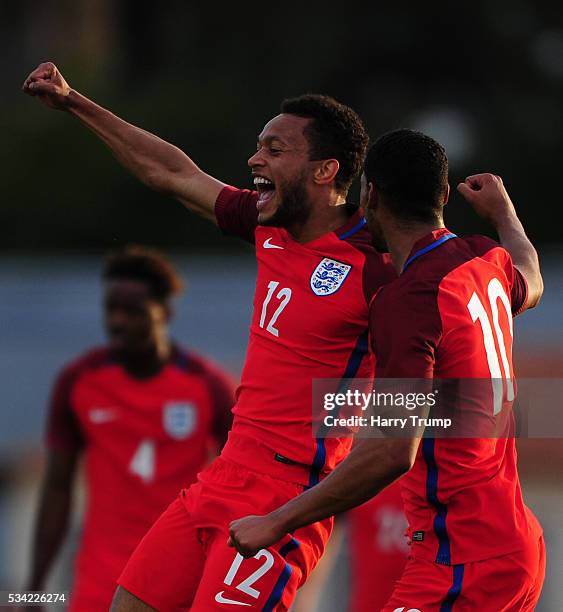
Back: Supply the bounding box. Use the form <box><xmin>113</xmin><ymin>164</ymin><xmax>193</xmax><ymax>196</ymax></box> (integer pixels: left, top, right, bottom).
<box><xmin>2</xmin><ymin>0</ymin><xmax>562</xmax><ymax>249</ymax></box>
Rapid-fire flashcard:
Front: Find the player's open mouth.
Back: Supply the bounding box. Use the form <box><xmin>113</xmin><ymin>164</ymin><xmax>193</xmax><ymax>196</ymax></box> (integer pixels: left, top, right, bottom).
<box><xmin>254</xmin><ymin>176</ymin><xmax>276</xmax><ymax>210</ymax></box>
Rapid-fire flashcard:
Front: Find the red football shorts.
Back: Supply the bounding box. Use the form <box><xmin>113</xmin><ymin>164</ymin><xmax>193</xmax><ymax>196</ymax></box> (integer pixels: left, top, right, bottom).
<box><xmin>382</xmin><ymin>535</ymin><xmax>546</xmax><ymax>612</ymax></box>
<box><xmin>118</xmin><ymin>455</ymin><xmax>332</xmax><ymax>611</ymax></box>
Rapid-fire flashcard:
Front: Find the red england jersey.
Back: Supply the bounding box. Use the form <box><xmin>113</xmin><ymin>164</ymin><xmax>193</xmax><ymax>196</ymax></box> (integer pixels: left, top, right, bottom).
<box><xmin>347</xmin><ymin>481</ymin><xmax>408</xmax><ymax>612</ymax></box>
<box><xmin>369</xmin><ymin>228</ymin><xmax>542</xmax><ymax>565</ymax></box>
<box><xmin>46</xmin><ymin>345</ymin><xmax>235</xmax><ymax>611</ymax></box>
<box><xmin>215</xmin><ymin>186</ymin><xmax>396</xmax><ymax>487</ymax></box>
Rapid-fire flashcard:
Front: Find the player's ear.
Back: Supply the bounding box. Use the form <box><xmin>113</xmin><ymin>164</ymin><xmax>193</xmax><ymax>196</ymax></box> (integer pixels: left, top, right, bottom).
<box><xmin>366</xmin><ymin>181</ymin><xmax>379</xmax><ymax>210</ymax></box>
<box><xmin>313</xmin><ymin>159</ymin><xmax>339</xmax><ymax>186</ymax></box>
<box><xmin>443</xmin><ymin>184</ymin><xmax>450</xmax><ymax>206</ymax></box>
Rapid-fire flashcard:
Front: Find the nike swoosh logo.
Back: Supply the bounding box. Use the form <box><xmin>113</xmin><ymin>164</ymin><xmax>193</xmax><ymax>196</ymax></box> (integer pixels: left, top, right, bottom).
<box><xmin>214</xmin><ymin>591</ymin><xmax>251</xmax><ymax>606</ymax></box>
<box><xmin>89</xmin><ymin>409</ymin><xmax>117</xmax><ymax>424</ymax></box>
<box><xmin>263</xmin><ymin>237</ymin><xmax>284</xmax><ymax>250</ymax></box>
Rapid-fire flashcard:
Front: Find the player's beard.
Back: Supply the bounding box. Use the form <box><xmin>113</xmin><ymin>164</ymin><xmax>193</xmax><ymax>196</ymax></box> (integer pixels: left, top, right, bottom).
<box><xmin>365</xmin><ymin>208</ymin><xmax>388</xmax><ymax>252</ymax></box>
<box><xmin>260</xmin><ymin>171</ymin><xmax>312</xmax><ymax>229</ymax></box>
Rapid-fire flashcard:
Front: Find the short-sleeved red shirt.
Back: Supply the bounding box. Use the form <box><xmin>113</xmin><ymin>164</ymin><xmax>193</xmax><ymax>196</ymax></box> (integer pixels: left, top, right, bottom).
<box><xmin>215</xmin><ymin>186</ymin><xmax>396</xmax><ymax>486</ymax></box>
<box><xmin>46</xmin><ymin>344</ymin><xmax>235</xmax><ymax>608</ymax></box>
<box><xmin>369</xmin><ymin>229</ymin><xmax>542</xmax><ymax>565</ymax></box>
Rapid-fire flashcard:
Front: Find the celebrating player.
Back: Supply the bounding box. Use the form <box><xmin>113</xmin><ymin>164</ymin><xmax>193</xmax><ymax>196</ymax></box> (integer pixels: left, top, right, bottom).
<box><xmin>23</xmin><ymin>63</ymin><xmax>396</xmax><ymax>610</ymax></box>
<box><xmin>229</xmin><ymin>131</ymin><xmax>545</xmax><ymax>611</ymax></box>
<box><xmin>27</xmin><ymin>247</ymin><xmax>235</xmax><ymax>611</ymax></box>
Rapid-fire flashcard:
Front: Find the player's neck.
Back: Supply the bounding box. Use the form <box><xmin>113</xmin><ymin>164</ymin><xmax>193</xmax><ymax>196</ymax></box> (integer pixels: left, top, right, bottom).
<box><xmin>120</xmin><ymin>336</ymin><xmax>172</xmax><ymax>379</ymax></box>
<box><xmin>383</xmin><ymin>218</ymin><xmax>445</xmax><ymax>274</ymax></box>
<box><xmin>286</xmin><ymin>193</ymin><xmax>349</xmax><ymax>243</ymax></box>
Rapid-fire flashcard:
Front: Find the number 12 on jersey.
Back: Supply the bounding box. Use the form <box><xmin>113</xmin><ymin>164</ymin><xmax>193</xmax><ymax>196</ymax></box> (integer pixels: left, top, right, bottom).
<box><xmin>259</xmin><ymin>281</ymin><xmax>292</xmax><ymax>337</ymax></box>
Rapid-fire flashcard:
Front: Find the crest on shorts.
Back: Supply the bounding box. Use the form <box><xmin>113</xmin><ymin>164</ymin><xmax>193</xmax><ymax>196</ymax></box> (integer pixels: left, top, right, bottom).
<box><xmin>310</xmin><ymin>258</ymin><xmax>352</xmax><ymax>296</ymax></box>
<box><xmin>163</xmin><ymin>402</ymin><xmax>196</xmax><ymax>439</ymax></box>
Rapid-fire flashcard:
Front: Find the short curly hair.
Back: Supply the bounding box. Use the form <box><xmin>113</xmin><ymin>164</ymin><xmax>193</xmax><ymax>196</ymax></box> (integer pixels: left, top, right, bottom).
<box><xmin>103</xmin><ymin>245</ymin><xmax>183</xmax><ymax>302</ymax></box>
<box><xmin>280</xmin><ymin>94</ymin><xmax>368</xmax><ymax>194</ymax></box>
<box><xmin>365</xmin><ymin>129</ymin><xmax>449</xmax><ymax>223</ymax></box>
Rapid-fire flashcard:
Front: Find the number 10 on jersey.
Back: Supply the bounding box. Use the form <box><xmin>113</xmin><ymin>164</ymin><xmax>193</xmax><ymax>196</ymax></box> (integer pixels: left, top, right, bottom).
<box><xmin>467</xmin><ymin>277</ymin><xmax>515</xmax><ymax>415</ymax></box>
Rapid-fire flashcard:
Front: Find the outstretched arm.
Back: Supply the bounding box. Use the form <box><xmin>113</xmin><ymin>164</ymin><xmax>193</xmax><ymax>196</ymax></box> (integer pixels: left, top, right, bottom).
<box><xmin>23</xmin><ymin>62</ymin><xmax>226</xmax><ymax>223</ymax></box>
<box><xmin>458</xmin><ymin>173</ymin><xmax>543</xmax><ymax>309</ymax></box>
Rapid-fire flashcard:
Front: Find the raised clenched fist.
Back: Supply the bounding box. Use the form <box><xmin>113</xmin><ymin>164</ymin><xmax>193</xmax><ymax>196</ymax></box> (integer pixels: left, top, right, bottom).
<box><xmin>22</xmin><ymin>62</ymin><xmax>71</xmax><ymax>110</ymax></box>
<box><xmin>457</xmin><ymin>173</ymin><xmax>517</xmax><ymax>226</ymax></box>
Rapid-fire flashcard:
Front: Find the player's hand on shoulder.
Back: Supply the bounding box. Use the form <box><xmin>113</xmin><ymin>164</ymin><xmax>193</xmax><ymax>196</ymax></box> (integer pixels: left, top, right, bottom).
<box><xmin>22</xmin><ymin>62</ymin><xmax>71</xmax><ymax>110</ymax></box>
<box><xmin>457</xmin><ymin>173</ymin><xmax>517</xmax><ymax>226</ymax></box>
<box><xmin>228</xmin><ymin>514</ymin><xmax>285</xmax><ymax>558</ymax></box>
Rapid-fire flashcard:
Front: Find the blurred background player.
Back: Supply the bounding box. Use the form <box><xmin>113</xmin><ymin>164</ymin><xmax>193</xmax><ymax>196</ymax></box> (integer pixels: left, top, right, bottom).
<box><xmin>292</xmin><ymin>480</ymin><xmax>408</xmax><ymax>612</ymax></box>
<box><xmin>345</xmin><ymin>482</ymin><xmax>408</xmax><ymax>612</ymax></box>
<box><xmin>26</xmin><ymin>246</ymin><xmax>235</xmax><ymax>611</ymax></box>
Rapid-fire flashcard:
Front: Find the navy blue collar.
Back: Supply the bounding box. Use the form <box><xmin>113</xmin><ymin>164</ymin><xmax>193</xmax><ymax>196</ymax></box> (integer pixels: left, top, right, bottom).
<box><xmin>403</xmin><ymin>230</ymin><xmax>457</xmax><ymax>272</ymax></box>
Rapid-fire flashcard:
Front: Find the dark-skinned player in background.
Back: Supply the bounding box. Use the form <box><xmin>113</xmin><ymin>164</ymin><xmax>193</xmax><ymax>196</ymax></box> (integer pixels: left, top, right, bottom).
<box><xmin>229</xmin><ymin>131</ymin><xmax>545</xmax><ymax>611</ymax></box>
<box><xmin>23</xmin><ymin>63</ymin><xmax>396</xmax><ymax>611</ymax></box>
<box><xmin>27</xmin><ymin>247</ymin><xmax>235</xmax><ymax>612</ymax></box>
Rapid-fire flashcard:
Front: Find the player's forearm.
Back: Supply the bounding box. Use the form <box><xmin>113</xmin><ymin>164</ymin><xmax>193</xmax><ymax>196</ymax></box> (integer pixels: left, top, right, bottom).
<box><xmin>494</xmin><ymin>212</ymin><xmax>543</xmax><ymax>308</ymax></box>
<box><xmin>457</xmin><ymin>174</ymin><xmax>543</xmax><ymax>308</ymax></box>
<box><xmin>271</xmin><ymin>438</ymin><xmax>413</xmax><ymax>533</ymax></box>
<box><xmin>27</xmin><ymin>487</ymin><xmax>72</xmax><ymax>589</ymax></box>
<box><xmin>64</xmin><ymin>90</ymin><xmax>217</xmax><ymax>217</ymax></box>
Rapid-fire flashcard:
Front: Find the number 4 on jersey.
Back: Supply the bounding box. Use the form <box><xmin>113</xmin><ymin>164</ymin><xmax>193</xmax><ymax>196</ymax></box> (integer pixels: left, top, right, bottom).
<box><xmin>467</xmin><ymin>277</ymin><xmax>515</xmax><ymax>414</ymax></box>
<box><xmin>129</xmin><ymin>439</ymin><xmax>156</xmax><ymax>482</ymax></box>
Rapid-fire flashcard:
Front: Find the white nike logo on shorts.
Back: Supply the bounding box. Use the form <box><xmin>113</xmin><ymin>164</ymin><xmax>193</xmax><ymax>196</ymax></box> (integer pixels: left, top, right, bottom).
<box><xmin>214</xmin><ymin>591</ymin><xmax>251</xmax><ymax>606</ymax></box>
<box><xmin>263</xmin><ymin>237</ymin><xmax>284</xmax><ymax>250</ymax></box>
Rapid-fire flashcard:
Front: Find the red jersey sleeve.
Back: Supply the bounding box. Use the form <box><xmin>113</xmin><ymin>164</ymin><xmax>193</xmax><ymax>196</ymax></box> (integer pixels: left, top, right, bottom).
<box><xmin>45</xmin><ymin>364</ymin><xmax>84</xmax><ymax>452</ymax></box>
<box><xmin>371</xmin><ymin>282</ymin><xmax>442</xmax><ymax>379</ymax></box>
<box><xmin>509</xmin><ymin>266</ymin><xmax>529</xmax><ymax>316</ymax></box>
<box><xmin>467</xmin><ymin>236</ymin><xmax>529</xmax><ymax>317</ymax></box>
<box><xmin>496</xmin><ymin>245</ymin><xmax>529</xmax><ymax>316</ymax></box>
<box><xmin>214</xmin><ymin>186</ymin><xmax>259</xmax><ymax>243</ymax></box>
